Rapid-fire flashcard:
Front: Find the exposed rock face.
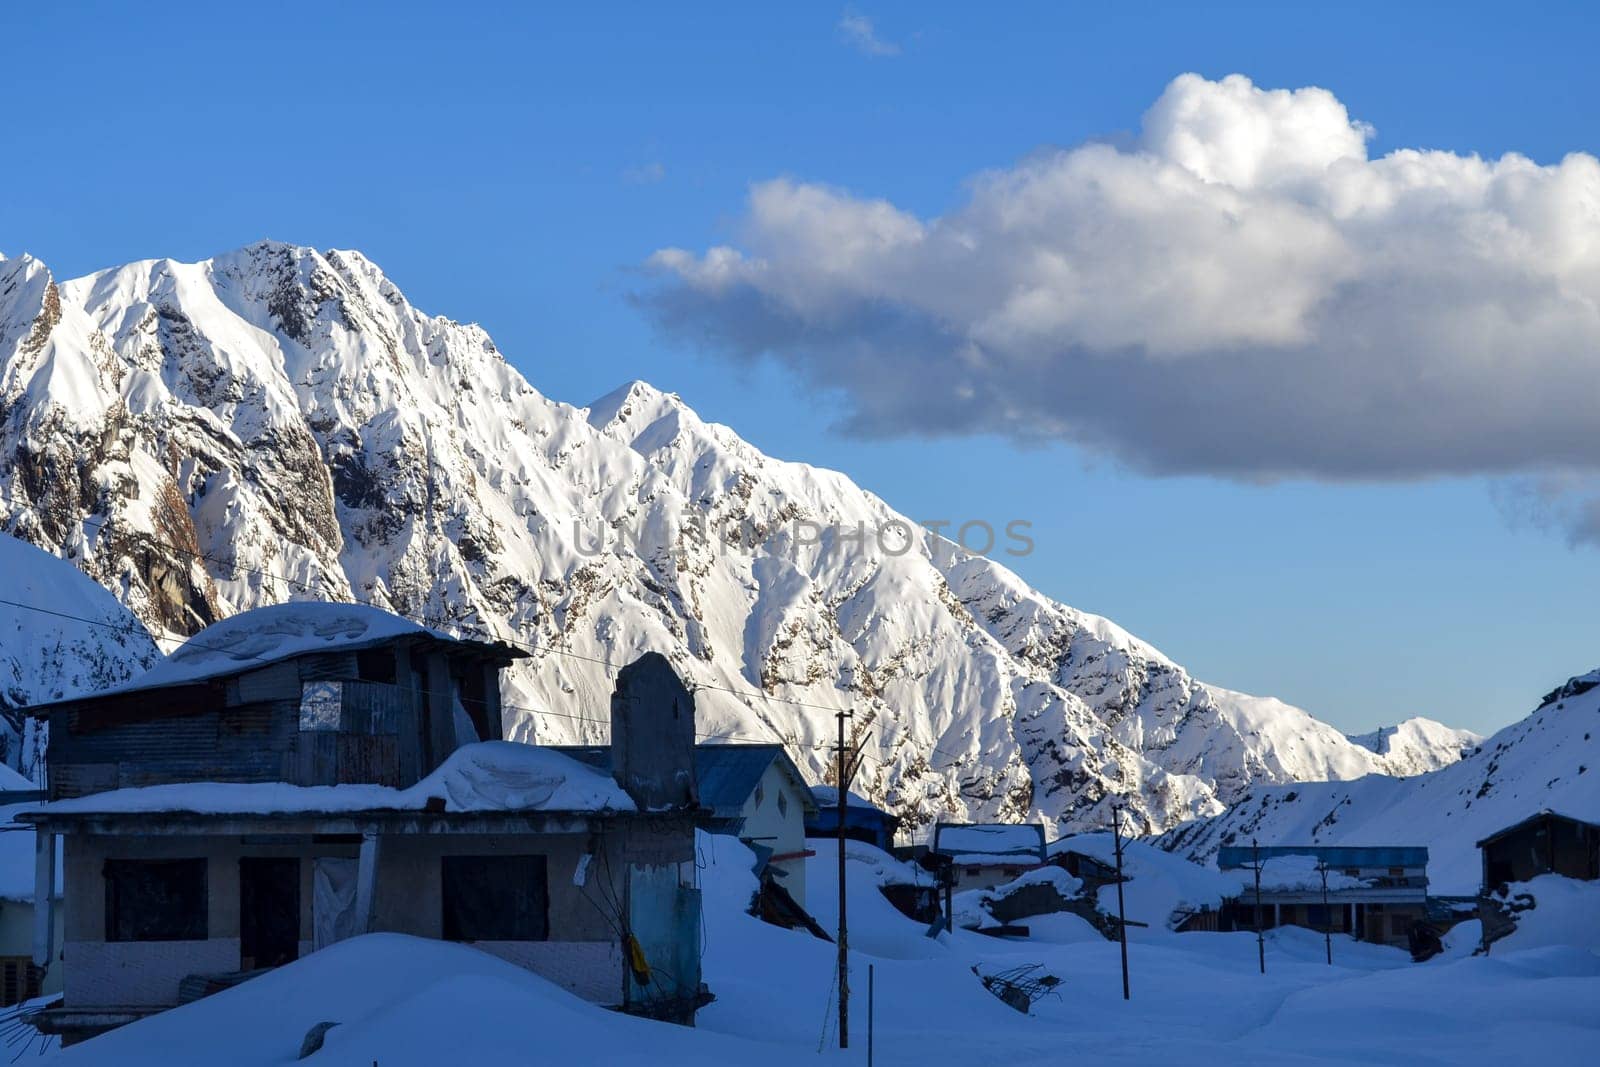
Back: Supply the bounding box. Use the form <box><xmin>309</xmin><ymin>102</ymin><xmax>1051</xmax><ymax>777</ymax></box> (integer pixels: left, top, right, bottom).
<box><xmin>0</xmin><ymin>243</ymin><xmax>1472</xmax><ymax>834</ymax></box>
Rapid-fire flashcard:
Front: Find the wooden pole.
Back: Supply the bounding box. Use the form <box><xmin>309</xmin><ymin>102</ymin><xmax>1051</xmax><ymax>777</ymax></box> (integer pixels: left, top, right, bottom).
<box><xmin>1319</xmin><ymin>861</ymin><xmax>1332</xmax><ymax>965</ymax></box>
<box><xmin>1253</xmin><ymin>838</ymin><xmax>1265</xmax><ymax>975</ymax></box>
<box><xmin>867</xmin><ymin>963</ymin><xmax>875</xmax><ymax>1067</ymax></box>
<box><xmin>1112</xmin><ymin>804</ymin><xmax>1130</xmax><ymax>1001</ymax></box>
<box><xmin>836</xmin><ymin>708</ymin><xmax>853</xmax><ymax>1049</ymax></box>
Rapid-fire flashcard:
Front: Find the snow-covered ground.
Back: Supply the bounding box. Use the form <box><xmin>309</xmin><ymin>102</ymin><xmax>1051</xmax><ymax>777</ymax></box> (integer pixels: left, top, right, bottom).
<box><xmin>47</xmin><ymin>832</ymin><xmax>1597</xmax><ymax>1065</ymax></box>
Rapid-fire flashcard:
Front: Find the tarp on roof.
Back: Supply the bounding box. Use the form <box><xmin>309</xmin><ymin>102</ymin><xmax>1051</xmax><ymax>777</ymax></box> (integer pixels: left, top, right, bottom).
<box><xmin>1215</xmin><ymin>844</ymin><xmax>1428</xmax><ymax>870</ymax></box>
<box><xmin>551</xmin><ymin>743</ymin><xmax>817</xmax><ymax>820</ymax></box>
<box><xmin>933</xmin><ymin>823</ymin><xmax>1046</xmax><ymax>864</ymax></box>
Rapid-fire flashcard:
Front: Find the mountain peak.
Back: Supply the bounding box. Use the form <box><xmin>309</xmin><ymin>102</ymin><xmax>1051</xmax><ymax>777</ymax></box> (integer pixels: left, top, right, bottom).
<box><xmin>587</xmin><ymin>379</ymin><xmax>684</xmax><ymax>429</ymax></box>
<box><xmin>0</xmin><ymin>245</ymin><xmax>1479</xmax><ymax>831</ymax></box>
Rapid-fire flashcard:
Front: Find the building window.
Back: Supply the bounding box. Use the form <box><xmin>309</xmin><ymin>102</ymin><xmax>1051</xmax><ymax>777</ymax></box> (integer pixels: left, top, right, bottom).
<box><xmin>777</xmin><ymin>790</ymin><xmax>789</xmax><ymax>817</ymax></box>
<box><xmin>105</xmin><ymin>858</ymin><xmax>208</xmax><ymax>942</ymax></box>
<box><xmin>0</xmin><ymin>958</ymin><xmax>42</xmax><ymax>1007</ymax></box>
<box><xmin>441</xmin><ymin>855</ymin><xmax>549</xmax><ymax>942</ymax></box>
<box><xmin>356</xmin><ymin>648</ymin><xmax>397</xmax><ymax>684</ymax></box>
<box><xmin>1390</xmin><ymin>914</ymin><xmax>1409</xmax><ymax>937</ymax></box>
<box><xmin>754</xmin><ymin>783</ymin><xmax>765</xmax><ymax>809</ymax></box>
<box><xmin>1343</xmin><ymin>868</ymin><xmax>1359</xmax><ymax>877</ymax></box>
<box><xmin>966</xmin><ymin>867</ymin><xmax>981</xmax><ymax>877</ymax></box>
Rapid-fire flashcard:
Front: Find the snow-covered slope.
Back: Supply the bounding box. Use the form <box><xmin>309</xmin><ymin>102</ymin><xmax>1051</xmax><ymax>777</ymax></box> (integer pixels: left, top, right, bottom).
<box><xmin>0</xmin><ymin>242</ymin><xmax>1470</xmax><ymax>834</ymax></box>
<box><xmin>1159</xmin><ymin>670</ymin><xmax>1600</xmax><ymax>892</ymax></box>
<box><xmin>0</xmin><ymin>534</ymin><xmax>159</xmax><ymax>776</ymax></box>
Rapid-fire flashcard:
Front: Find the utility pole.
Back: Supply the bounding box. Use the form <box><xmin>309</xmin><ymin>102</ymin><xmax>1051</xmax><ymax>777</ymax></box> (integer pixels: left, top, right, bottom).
<box><xmin>1252</xmin><ymin>838</ymin><xmax>1265</xmax><ymax>975</ymax></box>
<box><xmin>1111</xmin><ymin>804</ymin><xmax>1131</xmax><ymax>1001</ymax></box>
<box><xmin>1318</xmin><ymin>861</ymin><xmax>1332</xmax><ymax>965</ymax></box>
<box><xmin>834</xmin><ymin>708</ymin><xmax>855</xmax><ymax>1050</ymax></box>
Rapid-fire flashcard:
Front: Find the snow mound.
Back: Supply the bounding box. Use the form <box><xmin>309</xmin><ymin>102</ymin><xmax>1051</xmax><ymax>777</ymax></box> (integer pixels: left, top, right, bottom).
<box><xmin>33</xmin><ymin>741</ymin><xmax>635</xmax><ymax>816</ymax></box>
<box><xmin>1493</xmin><ymin>876</ymin><xmax>1600</xmax><ymax>954</ymax></box>
<box><xmin>53</xmin><ymin>932</ymin><xmax>813</xmax><ymax>1066</ymax></box>
<box><xmin>1055</xmin><ymin>833</ymin><xmax>1239</xmax><ymax>935</ymax></box>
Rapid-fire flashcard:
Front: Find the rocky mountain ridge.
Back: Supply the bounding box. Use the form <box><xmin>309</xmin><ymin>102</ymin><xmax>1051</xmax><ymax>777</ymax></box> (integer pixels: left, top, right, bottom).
<box><xmin>0</xmin><ymin>242</ymin><xmax>1475</xmax><ymax>835</ymax></box>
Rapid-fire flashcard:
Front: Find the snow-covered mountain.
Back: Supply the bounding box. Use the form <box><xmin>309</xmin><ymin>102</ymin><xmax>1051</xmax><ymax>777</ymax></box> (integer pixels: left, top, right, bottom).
<box><xmin>0</xmin><ymin>534</ymin><xmax>160</xmax><ymax>778</ymax></box>
<box><xmin>0</xmin><ymin>242</ymin><xmax>1472</xmax><ymax>834</ymax></box>
<box><xmin>1158</xmin><ymin>670</ymin><xmax>1600</xmax><ymax>892</ymax></box>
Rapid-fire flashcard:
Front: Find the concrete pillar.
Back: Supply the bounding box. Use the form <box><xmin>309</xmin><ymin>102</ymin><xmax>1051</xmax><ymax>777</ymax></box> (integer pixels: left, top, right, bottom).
<box><xmin>1273</xmin><ymin>903</ymin><xmax>1281</xmax><ymax>929</ymax></box>
<box><xmin>354</xmin><ymin>832</ymin><xmax>382</xmax><ymax>934</ymax></box>
<box><xmin>32</xmin><ymin>831</ymin><xmax>54</xmax><ymax>968</ymax></box>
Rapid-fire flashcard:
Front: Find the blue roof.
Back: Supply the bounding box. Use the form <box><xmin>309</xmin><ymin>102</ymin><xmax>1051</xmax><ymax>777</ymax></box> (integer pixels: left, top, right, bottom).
<box><xmin>1216</xmin><ymin>845</ymin><xmax>1428</xmax><ymax>869</ymax></box>
<box><xmin>549</xmin><ymin>743</ymin><xmax>816</xmax><ymax>820</ymax></box>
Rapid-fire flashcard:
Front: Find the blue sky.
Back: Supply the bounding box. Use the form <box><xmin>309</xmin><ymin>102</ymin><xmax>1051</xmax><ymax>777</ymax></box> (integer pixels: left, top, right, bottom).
<box><xmin>4</xmin><ymin>1</ymin><xmax>1598</xmax><ymax>735</ymax></box>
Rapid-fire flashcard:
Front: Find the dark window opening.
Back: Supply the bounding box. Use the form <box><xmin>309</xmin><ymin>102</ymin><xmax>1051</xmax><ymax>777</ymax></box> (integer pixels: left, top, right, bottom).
<box><xmin>441</xmin><ymin>855</ymin><xmax>548</xmax><ymax>942</ymax></box>
<box><xmin>240</xmin><ymin>857</ymin><xmax>301</xmax><ymax>970</ymax></box>
<box><xmin>0</xmin><ymin>958</ymin><xmax>42</xmax><ymax>1007</ymax></box>
<box><xmin>357</xmin><ymin>649</ymin><xmax>397</xmax><ymax>684</ymax></box>
<box><xmin>105</xmin><ymin>858</ymin><xmax>207</xmax><ymax>942</ymax></box>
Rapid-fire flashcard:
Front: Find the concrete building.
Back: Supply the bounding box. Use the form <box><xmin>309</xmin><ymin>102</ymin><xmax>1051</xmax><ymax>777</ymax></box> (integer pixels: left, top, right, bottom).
<box><xmin>557</xmin><ymin>743</ymin><xmax>817</xmax><ymax>906</ymax></box>
<box><xmin>19</xmin><ymin>606</ymin><xmax>706</xmax><ymax>1042</ymax></box>
<box><xmin>931</xmin><ymin>823</ymin><xmax>1047</xmax><ymax>891</ymax></box>
<box><xmin>1217</xmin><ymin>845</ymin><xmax>1430</xmax><ymax>948</ymax></box>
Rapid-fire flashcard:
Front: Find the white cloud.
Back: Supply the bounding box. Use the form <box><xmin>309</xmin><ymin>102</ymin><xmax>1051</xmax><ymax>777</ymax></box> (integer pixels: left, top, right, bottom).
<box><xmin>638</xmin><ymin>73</ymin><xmax>1600</xmax><ymax>537</ymax></box>
<box><xmin>838</xmin><ymin>10</ymin><xmax>900</xmax><ymax>57</ymax></box>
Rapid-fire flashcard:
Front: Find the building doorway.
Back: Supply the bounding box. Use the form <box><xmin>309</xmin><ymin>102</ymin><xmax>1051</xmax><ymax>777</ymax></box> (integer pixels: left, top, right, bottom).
<box><xmin>240</xmin><ymin>858</ymin><xmax>300</xmax><ymax>970</ymax></box>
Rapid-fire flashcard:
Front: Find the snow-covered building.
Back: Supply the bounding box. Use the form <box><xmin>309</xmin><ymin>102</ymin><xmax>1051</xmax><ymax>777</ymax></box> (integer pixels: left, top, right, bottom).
<box><xmin>19</xmin><ymin>609</ymin><xmax>706</xmax><ymax>1043</ymax></box>
<box><xmin>807</xmin><ymin>785</ymin><xmax>899</xmax><ymax>853</ymax></box>
<box><xmin>557</xmin><ymin>743</ymin><xmax>818</xmax><ymax>906</ymax></box>
<box><xmin>1217</xmin><ymin>845</ymin><xmax>1429</xmax><ymax>947</ymax></box>
<box><xmin>931</xmin><ymin>823</ymin><xmax>1047</xmax><ymax>891</ymax></box>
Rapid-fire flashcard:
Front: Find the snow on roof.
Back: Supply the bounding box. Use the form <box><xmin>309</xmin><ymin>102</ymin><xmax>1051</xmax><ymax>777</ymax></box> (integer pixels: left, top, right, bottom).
<box><xmin>30</xmin><ymin>742</ymin><xmax>635</xmax><ymax>818</ymax></box>
<box><xmin>1215</xmin><ymin>844</ymin><xmax>1428</xmax><ymax>870</ymax></box>
<box><xmin>933</xmin><ymin>822</ymin><xmax>1046</xmax><ymax>864</ymax></box>
<box><xmin>809</xmin><ymin>785</ymin><xmax>884</xmax><ymax>812</ymax></box>
<box><xmin>82</xmin><ymin>602</ymin><xmax>497</xmax><ymax>701</ymax></box>
<box><xmin>1253</xmin><ymin>854</ymin><xmax>1371</xmax><ymax>893</ymax></box>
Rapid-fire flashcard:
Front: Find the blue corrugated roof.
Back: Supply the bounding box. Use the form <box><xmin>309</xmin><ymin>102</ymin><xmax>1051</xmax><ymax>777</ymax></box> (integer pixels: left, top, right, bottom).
<box><xmin>1216</xmin><ymin>844</ymin><xmax>1428</xmax><ymax>869</ymax></box>
<box><xmin>548</xmin><ymin>743</ymin><xmax>817</xmax><ymax>820</ymax></box>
